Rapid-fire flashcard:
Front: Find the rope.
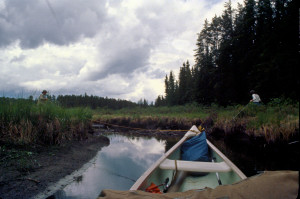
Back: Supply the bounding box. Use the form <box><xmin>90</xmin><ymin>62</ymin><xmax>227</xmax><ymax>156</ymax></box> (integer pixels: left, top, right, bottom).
<box><xmin>94</xmin><ymin>122</ymin><xmax>206</xmax><ymax>135</ymax></box>
<box><xmin>232</xmin><ymin>103</ymin><xmax>249</xmax><ymax>121</ymax></box>
<box><xmin>169</xmin><ymin>159</ymin><xmax>178</xmax><ymax>188</ymax></box>
<box><xmin>95</xmin><ymin>121</ymin><xmax>190</xmax><ymax>133</ymax></box>
<box><xmin>173</xmin><ymin>160</ymin><xmax>178</xmax><ymax>180</ymax></box>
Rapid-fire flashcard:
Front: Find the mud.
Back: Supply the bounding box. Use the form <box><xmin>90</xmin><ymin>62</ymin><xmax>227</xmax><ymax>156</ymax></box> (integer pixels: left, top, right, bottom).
<box><xmin>0</xmin><ymin>134</ymin><xmax>110</xmax><ymax>199</ymax></box>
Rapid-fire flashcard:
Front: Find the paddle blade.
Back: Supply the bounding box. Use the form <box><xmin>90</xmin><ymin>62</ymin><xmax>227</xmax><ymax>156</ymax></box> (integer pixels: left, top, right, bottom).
<box><xmin>145</xmin><ymin>182</ymin><xmax>162</xmax><ymax>194</ymax></box>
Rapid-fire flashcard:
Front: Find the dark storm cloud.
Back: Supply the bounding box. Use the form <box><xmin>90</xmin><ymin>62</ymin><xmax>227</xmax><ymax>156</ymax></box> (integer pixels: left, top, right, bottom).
<box><xmin>0</xmin><ymin>0</ymin><xmax>107</xmax><ymax>48</ymax></box>
<box><xmin>45</xmin><ymin>0</ymin><xmax>60</xmax><ymax>27</ymax></box>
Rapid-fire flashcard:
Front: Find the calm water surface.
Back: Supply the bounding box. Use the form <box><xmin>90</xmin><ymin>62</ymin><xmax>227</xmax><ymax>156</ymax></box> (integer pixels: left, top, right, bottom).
<box><xmin>51</xmin><ymin>134</ymin><xmax>172</xmax><ymax>199</ymax></box>
<box><xmin>43</xmin><ymin>132</ymin><xmax>297</xmax><ymax>199</ymax></box>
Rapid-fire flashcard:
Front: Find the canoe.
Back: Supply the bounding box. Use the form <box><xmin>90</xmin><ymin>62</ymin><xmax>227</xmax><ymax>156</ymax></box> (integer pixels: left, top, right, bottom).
<box><xmin>130</xmin><ymin>125</ymin><xmax>247</xmax><ymax>193</ymax></box>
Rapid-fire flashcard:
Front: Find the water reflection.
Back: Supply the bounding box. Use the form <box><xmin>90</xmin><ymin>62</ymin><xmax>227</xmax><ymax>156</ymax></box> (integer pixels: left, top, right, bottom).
<box><xmin>51</xmin><ymin>134</ymin><xmax>167</xmax><ymax>199</ymax></box>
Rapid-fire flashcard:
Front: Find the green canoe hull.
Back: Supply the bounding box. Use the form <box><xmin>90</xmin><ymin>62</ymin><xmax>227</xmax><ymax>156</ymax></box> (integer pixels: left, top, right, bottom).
<box><xmin>130</xmin><ymin>125</ymin><xmax>247</xmax><ymax>192</ymax></box>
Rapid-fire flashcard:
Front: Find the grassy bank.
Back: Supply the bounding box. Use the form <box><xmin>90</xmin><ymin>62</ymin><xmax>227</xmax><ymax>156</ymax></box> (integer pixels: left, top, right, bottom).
<box><xmin>1</xmin><ymin>97</ymin><xmax>298</xmax><ymax>144</ymax></box>
<box><xmin>93</xmin><ymin>100</ymin><xmax>299</xmax><ymax>142</ymax></box>
<box><xmin>0</xmin><ymin>97</ymin><xmax>93</xmax><ymax>146</ymax></box>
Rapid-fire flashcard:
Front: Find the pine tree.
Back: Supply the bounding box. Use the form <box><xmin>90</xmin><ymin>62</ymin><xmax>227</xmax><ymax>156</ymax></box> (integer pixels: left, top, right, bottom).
<box><xmin>165</xmin><ymin>71</ymin><xmax>176</xmax><ymax>106</ymax></box>
<box><xmin>178</xmin><ymin>61</ymin><xmax>192</xmax><ymax>104</ymax></box>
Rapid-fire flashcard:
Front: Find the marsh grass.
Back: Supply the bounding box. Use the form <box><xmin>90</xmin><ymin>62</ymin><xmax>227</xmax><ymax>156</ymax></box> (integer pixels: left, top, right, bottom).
<box><xmin>0</xmin><ymin>97</ymin><xmax>93</xmax><ymax>145</ymax></box>
<box><xmin>93</xmin><ymin>104</ymin><xmax>208</xmax><ymax>131</ymax></box>
<box><xmin>2</xmin><ymin>96</ymin><xmax>297</xmax><ymax>144</ymax></box>
<box><xmin>93</xmin><ymin>104</ymin><xmax>209</xmax><ymax>120</ymax></box>
<box><xmin>93</xmin><ymin>100</ymin><xmax>299</xmax><ymax>142</ymax></box>
<box><xmin>209</xmin><ymin>102</ymin><xmax>299</xmax><ymax>142</ymax></box>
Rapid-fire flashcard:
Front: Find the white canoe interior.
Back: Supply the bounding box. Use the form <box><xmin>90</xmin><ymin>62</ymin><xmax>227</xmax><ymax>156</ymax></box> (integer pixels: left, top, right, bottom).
<box><xmin>130</xmin><ymin>125</ymin><xmax>247</xmax><ymax>192</ymax></box>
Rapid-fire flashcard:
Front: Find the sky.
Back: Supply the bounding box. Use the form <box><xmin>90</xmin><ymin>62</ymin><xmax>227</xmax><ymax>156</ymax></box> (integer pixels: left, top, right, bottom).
<box><xmin>0</xmin><ymin>0</ymin><xmax>243</xmax><ymax>103</ymax></box>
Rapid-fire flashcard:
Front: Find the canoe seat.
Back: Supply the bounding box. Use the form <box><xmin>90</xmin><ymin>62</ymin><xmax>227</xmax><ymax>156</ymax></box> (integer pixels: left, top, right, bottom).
<box><xmin>159</xmin><ymin>159</ymin><xmax>231</xmax><ymax>173</ymax></box>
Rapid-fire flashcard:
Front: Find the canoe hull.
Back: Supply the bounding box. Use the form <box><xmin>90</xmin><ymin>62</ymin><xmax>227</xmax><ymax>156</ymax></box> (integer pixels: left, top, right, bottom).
<box><xmin>130</xmin><ymin>125</ymin><xmax>246</xmax><ymax>192</ymax></box>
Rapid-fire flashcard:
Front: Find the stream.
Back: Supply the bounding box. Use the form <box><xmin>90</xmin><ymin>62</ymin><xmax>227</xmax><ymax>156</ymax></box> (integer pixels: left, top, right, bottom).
<box><xmin>47</xmin><ymin>133</ymin><xmax>177</xmax><ymax>199</ymax></box>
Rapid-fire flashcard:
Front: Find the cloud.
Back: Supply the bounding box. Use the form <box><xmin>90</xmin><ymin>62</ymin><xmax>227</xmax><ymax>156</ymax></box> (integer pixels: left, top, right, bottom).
<box><xmin>85</xmin><ymin>0</ymin><xmax>201</xmax><ymax>81</ymax></box>
<box><xmin>88</xmin><ymin>45</ymin><xmax>151</xmax><ymax>81</ymax></box>
<box><xmin>0</xmin><ymin>0</ymin><xmax>244</xmax><ymax>102</ymax></box>
<box><xmin>0</xmin><ymin>0</ymin><xmax>107</xmax><ymax>48</ymax></box>
<box><xmin>10</xmin><ymin>54</ymin><xmax>26</xmax><ymax>63</ymax></box>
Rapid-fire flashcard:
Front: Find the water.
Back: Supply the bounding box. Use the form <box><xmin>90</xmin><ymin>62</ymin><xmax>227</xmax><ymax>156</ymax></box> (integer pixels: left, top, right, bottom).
<box><xmin>38</xmin><ymin>131</ymin><xmax>298</xmax><ymax>199</ymax></box>
<box><xmin>50</xmin><ymin>134</ymin><xmax>170</xmax><ymax>199</ymax></box>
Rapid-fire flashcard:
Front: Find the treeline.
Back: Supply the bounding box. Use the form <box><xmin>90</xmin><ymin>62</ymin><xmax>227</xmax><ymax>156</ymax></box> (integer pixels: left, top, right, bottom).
<box><xmin>157</xmin><ymin>0</ymin><xmax>298</xmax><ymax>106</ymax></box>
<box><xmin>4</xmin><ymin>94</ymin><xmax>149</xmax><ymax>109</ymax></box>
<box><xmin>55</xmin><ymin>94</ymin><xmax>138</xmax><ymax>109</ymax></box>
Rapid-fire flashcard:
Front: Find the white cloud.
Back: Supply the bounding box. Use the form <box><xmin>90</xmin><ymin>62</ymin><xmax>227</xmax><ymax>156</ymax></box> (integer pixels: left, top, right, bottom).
<box><xmin>0</xmin><ymin>0</ymin><xmax>243</xmax><ymax>102</ymax></box>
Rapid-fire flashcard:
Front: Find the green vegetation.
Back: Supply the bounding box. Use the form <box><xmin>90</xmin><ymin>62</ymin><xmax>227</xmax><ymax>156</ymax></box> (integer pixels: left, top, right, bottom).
<box><xmin>0</xmin><ymin>97</ymin><xmax>93</xmax><ymax>146</ymax></box>
<box><xmin>212</xmin><ymin>101</ymin><xmax>299</xmax><ymax>141</ymax></box>
<box><xmin>1</xmin><ymin>95</ymin><xmax>298</xmax><ymax>146</ymax></box>
<box><xmin>93</xmin><ymin>103</ymin><xmax>208</xmax><ymax>120</ymax></box>
<box><xmin>93</xmin><ymin>99</ymin><xmax>299</xmax><ymax>142</ymax></box>
<box><xmin>1</xmin><ymin>96</ymin><xmax>297</xmax><ymax>172</ymax></box>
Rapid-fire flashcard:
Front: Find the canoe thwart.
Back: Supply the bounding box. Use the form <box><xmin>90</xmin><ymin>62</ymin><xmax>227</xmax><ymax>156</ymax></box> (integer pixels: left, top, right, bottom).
<box><xmin>159</xmin><ymin>159</ymin><xmax>232</xmax><ymax>173</ymax></box>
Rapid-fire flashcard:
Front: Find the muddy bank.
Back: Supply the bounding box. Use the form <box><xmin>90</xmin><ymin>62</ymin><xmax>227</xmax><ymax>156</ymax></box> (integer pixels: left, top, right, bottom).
<box><xmin>0</xmin><ymin>134</ymin><xmax>109</xmax><ymax>199</ymax></box>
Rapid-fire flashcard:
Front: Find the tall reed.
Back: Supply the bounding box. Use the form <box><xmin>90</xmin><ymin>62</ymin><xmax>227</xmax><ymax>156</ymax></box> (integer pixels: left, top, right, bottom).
<box><xmin>93</xmin><ymin>100</ymin><xmax>299</xmax><ymax>142</ymax></box>
<box><xmin>0</xmin><ymin>97</ymin><xmax>92</xmax><ymax>145</ymax></box>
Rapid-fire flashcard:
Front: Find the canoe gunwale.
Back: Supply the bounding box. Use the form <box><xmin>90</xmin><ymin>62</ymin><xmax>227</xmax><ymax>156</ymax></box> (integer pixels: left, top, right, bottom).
<box><xmin>130</xmin><ymin>125</ymin><xmax>247</xmax><ymax>191</ymax></box>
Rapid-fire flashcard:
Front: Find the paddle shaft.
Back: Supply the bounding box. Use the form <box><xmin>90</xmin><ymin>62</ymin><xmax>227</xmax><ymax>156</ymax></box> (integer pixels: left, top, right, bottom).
<box><xmin>232</xmin><ymin>103</ymin><xmax>249</xmax><ymax>121</ymax></box>
<box><xmin>212</xmin><ymin>157</ymin><xmax>222</xmax><ymax>185</ymax></box>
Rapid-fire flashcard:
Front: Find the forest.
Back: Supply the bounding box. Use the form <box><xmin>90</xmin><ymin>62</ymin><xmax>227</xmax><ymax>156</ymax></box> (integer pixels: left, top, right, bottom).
<box><xmin>157</xmin><ymin>0</ymin><xmax>298</xmax><ymax>106</ymax></box>
<box><xmin>55</xmin><ymin>94</ymin><xmax>139</xmax><ymax>109</ymax></box>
